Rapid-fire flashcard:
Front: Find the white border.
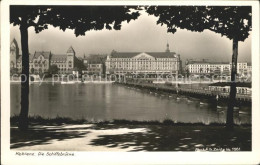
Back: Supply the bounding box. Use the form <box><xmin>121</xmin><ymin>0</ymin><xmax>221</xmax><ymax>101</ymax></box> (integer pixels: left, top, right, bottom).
<box><xmin>1</xmin><ymin>1</ymin><xmax>260</xmax><ymax>165</ymax></box>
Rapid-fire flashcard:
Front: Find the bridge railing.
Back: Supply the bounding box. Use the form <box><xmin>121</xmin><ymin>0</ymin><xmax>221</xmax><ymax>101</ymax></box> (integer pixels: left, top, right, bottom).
<box><xmin>121</xmin><ymin>82</ymin><xmax>251</xmax><ymax>101</ymax></box>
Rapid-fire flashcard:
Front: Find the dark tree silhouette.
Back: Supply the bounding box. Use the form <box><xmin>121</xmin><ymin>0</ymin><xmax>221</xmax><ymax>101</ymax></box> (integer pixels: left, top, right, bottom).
<box><xmin>146</xmin><ymin>6</ymin><xmax>252</xmax><ymax>129</ymax></box>
<box><xmin>48</xmin><ymin>65</ymin><xmax>59</xmax><ymax>75</ymax></box>
<box><xmin>10</xmin><ymin>5</ymin><xmax>141</xmax><ymax>131</ymax></box>
<box><xmin>74</xmin><ymin>58</ymin><xmax>86</xmax><ymax>75</ymax></box>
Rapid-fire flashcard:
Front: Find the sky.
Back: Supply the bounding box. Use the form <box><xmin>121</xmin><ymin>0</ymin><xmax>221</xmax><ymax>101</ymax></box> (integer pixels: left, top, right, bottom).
<box><xmin>10</xmin><ymin>10</ymin><xmax>251</xmax><ymax>63</ymax></box>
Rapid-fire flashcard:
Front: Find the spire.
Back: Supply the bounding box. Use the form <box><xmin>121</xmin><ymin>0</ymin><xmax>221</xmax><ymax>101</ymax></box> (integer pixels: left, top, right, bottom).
<box><xmin>67</xmin><ymin>46</ymin><xmax>75</xmax><ymax>54</ymax></box>
<box><xmin>12</xmin><ymin>38</ymin><xmax>17</xmax><ymax>43</ymax></box>
<box><xmin>11</xmin><ymin>38</ymin><xmax>18</xmax><ymax>46</ymax></box>
<box><xmin>166</xmin><ymin>41</ymin><xmax>170</xmax><ymax>53</ymax></box>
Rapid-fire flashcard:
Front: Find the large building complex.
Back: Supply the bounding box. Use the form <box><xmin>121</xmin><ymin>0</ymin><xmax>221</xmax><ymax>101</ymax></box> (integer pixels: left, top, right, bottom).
<box><xmin>10</xmin><ymin>38</ymin><xmax>83</xmax><ymax>74</ymax></box>
<box><xmin>185</xmin><ymin>59</ymin><xmax>251</xmax><ymax>77</ymax></box>
<box><xmin>105</xmin><ymin>43</ymin><xmax>181</xmax><ymax>77</ymax></box>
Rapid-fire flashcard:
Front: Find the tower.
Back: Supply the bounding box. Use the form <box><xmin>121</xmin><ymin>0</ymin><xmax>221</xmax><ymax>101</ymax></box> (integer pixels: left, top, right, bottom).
<box><xmin>166</xmin><ymin>42</ymin><xmax>170</xmax><ymax>53</ymax></box>
<box><xmin>66</xmin><ymin>46</ymin><xmax>75</xmax><ymax>71</ymax></box>
<box><xmin>10</xmin><ymin>38</ymin><xmax>19</xmax><ymax>68</ymax></box>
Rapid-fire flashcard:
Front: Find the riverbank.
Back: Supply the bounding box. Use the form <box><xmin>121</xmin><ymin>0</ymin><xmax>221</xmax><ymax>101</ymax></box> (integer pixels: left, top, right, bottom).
<box><xmin>11</xmin><ymin>117</ymin><xmax>251</xmax><ymax>151</ymax></box>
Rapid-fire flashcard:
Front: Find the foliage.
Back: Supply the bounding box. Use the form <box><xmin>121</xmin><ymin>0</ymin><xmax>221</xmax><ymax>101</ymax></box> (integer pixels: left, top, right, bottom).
<box><xmin>10</xmin><ymin>68</ymin><xmax>18</xmax><ymax>75</ymax></box>
<box><xmin>30</xmin><ymin>67</ymin><xmax>35</xmax><ymax>74</ymax></box>
<box><xmin>10</xmin><ymin>6</ymin><xmax>141</xmax><ymax>36</ymax></box>
<box><xmin>74</xmin><ymin>58</ymin><xmax>86</xmax><ymax>74</ymax></box>
<box><xmin>48</xmin><ymin>64</ymin><xmax>59</xmax><ymax>75</ymax></box>
<box><xmin>146</xmin><ymin>6</ymin><xmax>251</xmax><ymax>41</ymax></box>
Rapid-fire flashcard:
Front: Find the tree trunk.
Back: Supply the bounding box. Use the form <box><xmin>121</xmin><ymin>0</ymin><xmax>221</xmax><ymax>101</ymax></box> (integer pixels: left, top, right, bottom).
<box><xmin>18</xmin><ymin>20</ymin><xmax>29</xmax><ymax>131</ymax></box>
<box><xmin>226</xmin><ymin>38</ymin><xmax>238</xmax><ymax>129</ymax></box>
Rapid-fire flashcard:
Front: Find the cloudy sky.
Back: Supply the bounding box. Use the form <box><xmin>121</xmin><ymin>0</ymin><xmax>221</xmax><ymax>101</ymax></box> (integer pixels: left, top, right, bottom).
<box><xmin>10</xmin><ymin>10</ymin><xmax>251</xmax><ymax>63</ymax></box>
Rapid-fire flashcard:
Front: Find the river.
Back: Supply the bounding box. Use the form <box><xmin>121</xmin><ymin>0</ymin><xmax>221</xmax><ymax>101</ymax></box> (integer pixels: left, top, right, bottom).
<box><xmin>10</xmin><ymin>83</ymin><xmax>251</xmax><ymax>124</ymax></box>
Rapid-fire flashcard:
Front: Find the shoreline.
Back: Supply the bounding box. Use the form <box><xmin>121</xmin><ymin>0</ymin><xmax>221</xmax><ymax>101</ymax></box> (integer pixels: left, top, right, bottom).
<box><xmin>10</xmin><ymin>116</ymin><xmax>252</xmax><ymax>127</ymax></box>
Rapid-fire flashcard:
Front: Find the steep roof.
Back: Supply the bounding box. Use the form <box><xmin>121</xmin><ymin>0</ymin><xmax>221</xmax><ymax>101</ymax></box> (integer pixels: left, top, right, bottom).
<box><xmin>110</xmin><ymin>52</ymin><xmax>177</xmax><ymax>58</ymax></box>
<box><xmin>34</xmin><ymin>51</ymin><xmax>51</xmax><ymax>59</ymax></box>
<box><xmin>87</xmin><ymin>54</ymin><xmax>107</xmax><ymax>64</ymax></box>
<box><xmin>89</xmin><ymin>54</ymin><xmax>107</xmax><ymax>58</ymax></box>
<box><xmin>11</xmin><ymin>38</ymin><xmax>19</xmax><ymax>46</ymax></box>
<box><xmin>67</xmin><ymin>46</ymin><xmax>75</xmax><ymax>54</ymax></box>
<box><xmin>51</xmin><ymin>54</ymin><xmax>67</xmax><ymax>61</ymax></box>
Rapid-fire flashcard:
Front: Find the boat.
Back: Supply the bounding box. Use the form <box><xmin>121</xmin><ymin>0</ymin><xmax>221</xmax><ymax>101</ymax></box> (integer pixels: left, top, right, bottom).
<box><xmin>200</xmin><ymin>102</ymin><xmax>207</xmax><ymax>105</ymax></box>
<box><xmin>168</xmin><ymin>95</ymin><xmax>173</xmax><ymax>98</ymax></box>
<box><xmin>83</xmin><ymin>81</ymin><xmax>114</xmax><ymax>84</ymax></box>
<box><xmin>217</xmin><ymin>110</ymin><xmax>225</xmax><ymax>114</ymax></box>
<box><xmin>92</xmin><ymin>81</ymin><xmax>114</xmax><ymax>84</ymax></box>
<box><xmin>239</xmin><ymin>111</ymin><xmax>248</xmax><ymax>115</ymax></box>
<box><xmin>83</xmin><ymin>81</ymin><xmax>92</xmax><ymax>84</ymax></box>
<box><xmin>61</xmin><ymin>81</ymin><xmax>75</xmax><ymax>84</ymax></box>
<box><xmin>187</xmin><ymin>99</ymin><xmax>193</xmax><ymax>103</ymax></box>
<box><xmin>217</xmin><ymin>106</ymin><xmax>223</xmax><ymax>109</ymax></box>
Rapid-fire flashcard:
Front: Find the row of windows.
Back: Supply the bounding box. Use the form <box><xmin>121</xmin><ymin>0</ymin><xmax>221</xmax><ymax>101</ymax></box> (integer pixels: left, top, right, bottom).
<box><xmin>110</xmin><ymin>65</ymin><xmax>175</xmax><ymax>68</ymax></box>
<box><xmin>110</xmin><ymin>66</ymin><xmax>176</xmax><ymax>70</ymax></box>
<box><xmin>108</xmin><ymin>59</ymin><xmax>177</xmax><ymax>62</ymax></box>
<box><xmin>89</xmin><ymin>64</ymin><xmax>102</xmax><ymax>68</ymax></box>
<box><xmin>16</xmin><ymin>64</ymin><xmax>72</xmax><ymax>68</ymax></box>
<box><xmin>51</xmin><ymin>61</ymin><xmax>67</xmax><ymax>63</ymax></box>
<box><xmin>30</xmin><ymin>60</ymin><xmax>70</xmax><ymax>63</ymax></box>
<box><xmin>189</xmin><ymin>65</ymin><xmax>230</xmax><ymax>68</ymax></box>
<box><xmin>110</xmin><ymin>64</ymin><xmax>175</xmax><ymax>67</ymax></box>
<box><xmin>189</xmin><ymin>64</ymin><xmax>249</xmax><ymax>69</ymax></box>
<box><xmin>88</xmin><ymin>69</ymin><xmax>102</xmax><ymax>72</ymax></box>
<box><xmin>51</xmin><ymin>61</ymin><xmax>72</xmax><ymax>64</ymax></box>
<box><xmin>50</xmin><ymin>64</ymin><xmax>72</xmax><ymax>68</ymax></box>
<box><xmin>109</xmin><ymin>62</ymin><xmax>176</xmax><ymax>64</ymax></box>
<box><xmin>109</xmin><ymin>62</ymin><xmax>176</xmax><ymax>65</ymax></box>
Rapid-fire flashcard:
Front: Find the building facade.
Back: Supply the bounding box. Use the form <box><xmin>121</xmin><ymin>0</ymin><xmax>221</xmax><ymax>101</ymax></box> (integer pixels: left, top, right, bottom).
<box><xmin>10</xmin><ymin>38</ymin><xmax>82</xmax><ymax>74</ymax></box>
<box><xmin>10</xmin><ymin>38</ymin><xmax>19</xmax><ymax>69</ymax></box>
<box><xmin>185</xmin><ymin>59</ymin><xmax>251</xmax><ymax>77</ymax></box>
<box><xmin>83</xmin><ymin>54</ymin><xmax>107</xmax><ymax>76</ymax></box>
<box><xmin>105</xmin><ymin>44</ymin><xmax>181</xmax><ymax>77</ymax></box>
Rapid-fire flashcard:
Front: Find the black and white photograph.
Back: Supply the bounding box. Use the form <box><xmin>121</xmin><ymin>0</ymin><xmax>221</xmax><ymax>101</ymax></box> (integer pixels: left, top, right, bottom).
<box><xmin>1</xmin><ymin>1</ymin><xmax>260</xmax><ymax>165</ymax></box>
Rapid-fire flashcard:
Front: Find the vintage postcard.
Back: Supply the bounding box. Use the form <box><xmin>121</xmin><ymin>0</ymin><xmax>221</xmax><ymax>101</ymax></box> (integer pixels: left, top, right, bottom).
<box><xmin>1</xmin><ymin>0</ymin><xmax>260</xmax><ymax>164</ymax></box>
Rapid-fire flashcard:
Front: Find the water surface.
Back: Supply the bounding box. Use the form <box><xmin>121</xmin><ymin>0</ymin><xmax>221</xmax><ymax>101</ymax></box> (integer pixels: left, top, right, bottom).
<box><xmin>10</xmin><ymin>83</ymin><xmax>251</xmax><ymax>124</ymax></box>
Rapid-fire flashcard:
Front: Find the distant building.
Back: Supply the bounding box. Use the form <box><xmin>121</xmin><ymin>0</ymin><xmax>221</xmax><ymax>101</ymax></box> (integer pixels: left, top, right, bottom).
<box><xmin>105</xmin><ymin>43</ymin><xmax>181</xmax><ymax>77</ymax></box>
<box><xmin>10</xmin><ymin>38</ymin><xmax>19</xmax><ymax>69</ymax></box>
<box><xmin>185</xmin><ymin>59</ymin><xmax>251</xmax><ymax>77</ymax></box>
<box><xmin>83</xmin><ymin>54</ymin><xmax>107</xmax><ymax>76</ymax></box>
<box><xmin>10</xmin><ymin>38</ymin><xmax>83</xmax><ymax>74</ymax></box>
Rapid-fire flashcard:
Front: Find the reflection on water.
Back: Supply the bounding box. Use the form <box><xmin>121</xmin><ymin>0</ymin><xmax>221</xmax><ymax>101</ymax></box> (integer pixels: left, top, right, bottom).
<box><xmin>10</xmin><ymin>83</ymin><xmax>251</xmax><ymax>124</ymax></box>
